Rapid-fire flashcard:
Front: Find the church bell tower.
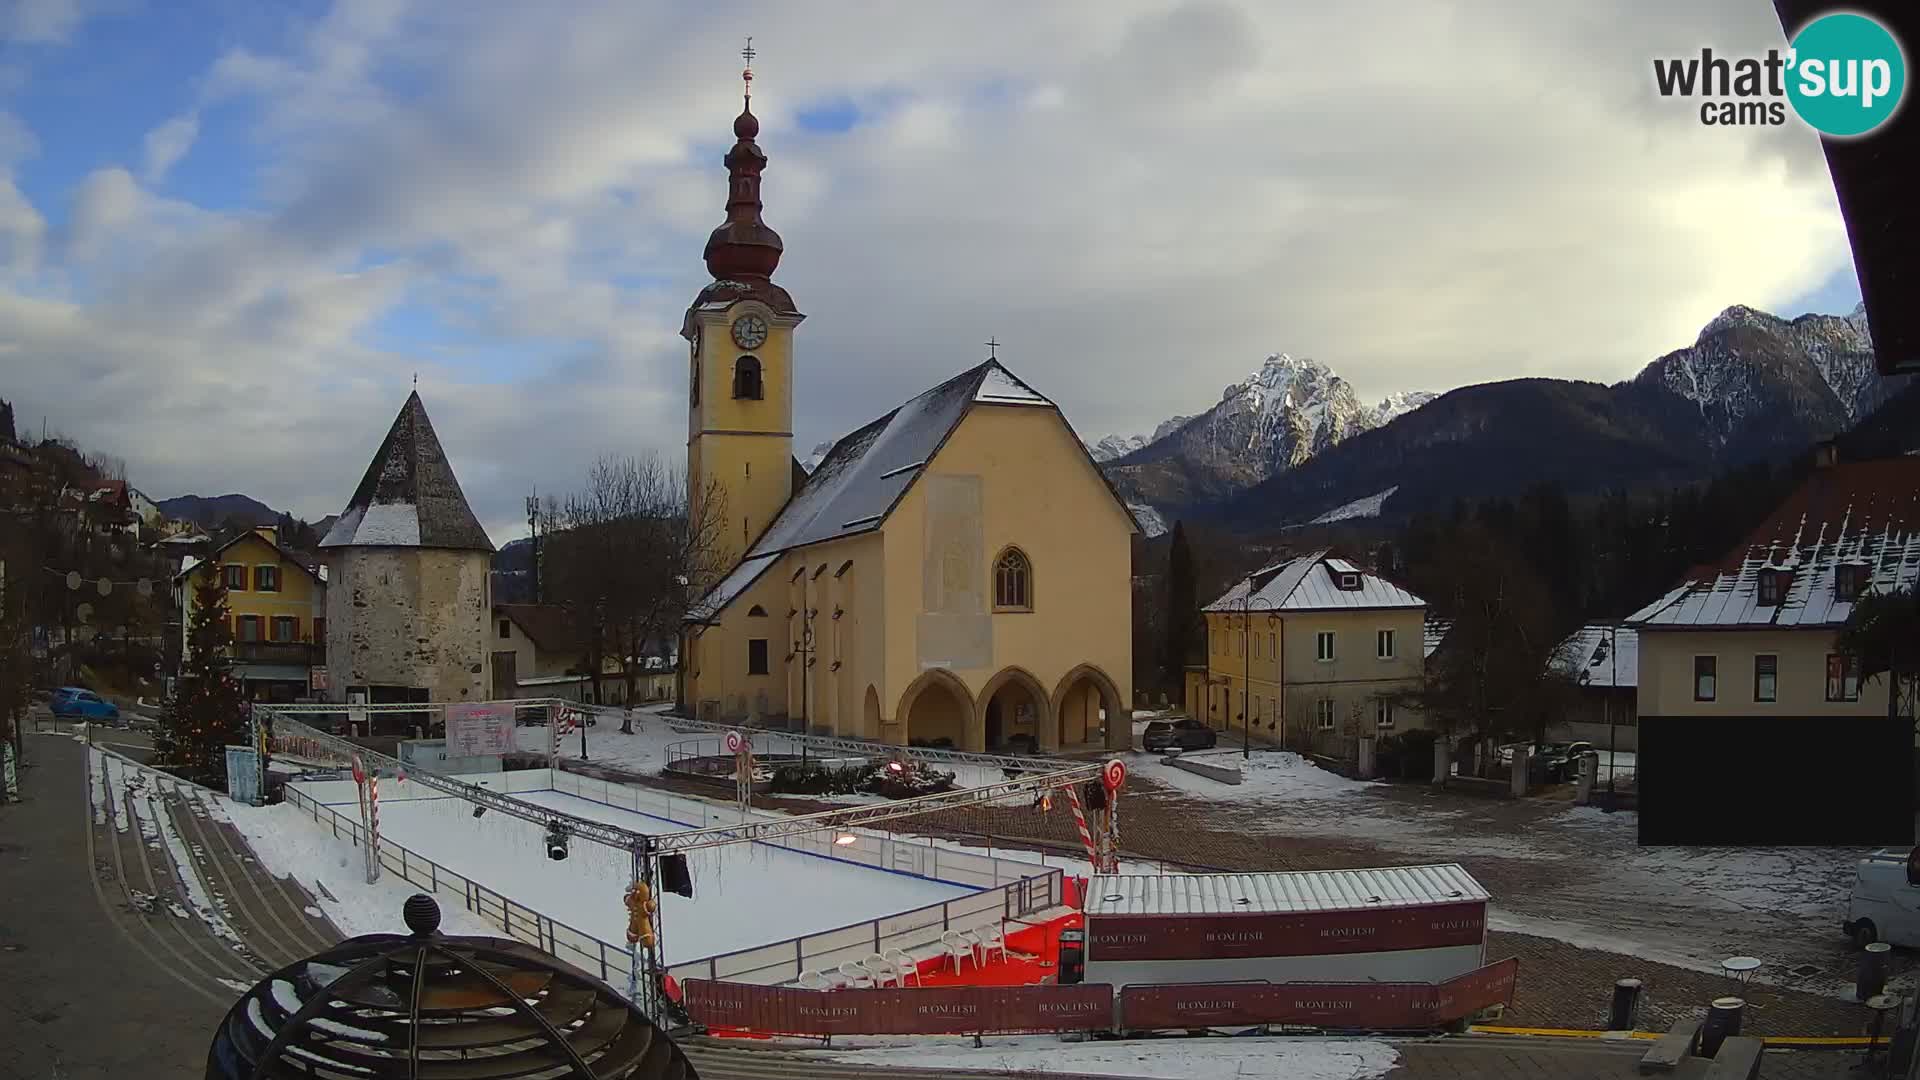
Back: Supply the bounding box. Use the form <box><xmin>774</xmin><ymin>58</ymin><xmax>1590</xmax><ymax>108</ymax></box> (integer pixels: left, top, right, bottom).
<box><xmin>685</xmin><ymin>39</ymin><xmax>804</xmax><ymax>570</ymax></box>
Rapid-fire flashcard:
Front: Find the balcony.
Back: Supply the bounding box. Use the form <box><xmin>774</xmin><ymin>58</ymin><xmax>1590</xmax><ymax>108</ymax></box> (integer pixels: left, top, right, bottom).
<box><xmin>231</xmin><ymin>640</ymin><xmax>326</xmax><ymax>667</ymax></box>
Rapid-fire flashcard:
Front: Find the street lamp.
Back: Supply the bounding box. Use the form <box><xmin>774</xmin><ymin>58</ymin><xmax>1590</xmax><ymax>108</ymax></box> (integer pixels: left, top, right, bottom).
<box><xmin>1240</xmin><ymin>591</ymin><xmax>1275</xmax><ymax>761</ymax></box>
<box><xmin>1606</xmin><ymin>623</ymin><xmax>1619</xmax><ymax>806</ymax></box>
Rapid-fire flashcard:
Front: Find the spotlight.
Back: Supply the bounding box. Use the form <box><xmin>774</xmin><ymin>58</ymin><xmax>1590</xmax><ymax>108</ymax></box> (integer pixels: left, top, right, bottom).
<box><xmin>834</xmin><ymin>833</ymin><xmax>859</xmax><ymax>847</ymax></box>
<box><xmin>472</xmin><ymin>805</ymin><xmax>486</xmax><ymax>820</ymax></box>
<box><xmin>545</xmin><ymin>821</ymin><xmax>570</xmax><ymax>861</ymax></box>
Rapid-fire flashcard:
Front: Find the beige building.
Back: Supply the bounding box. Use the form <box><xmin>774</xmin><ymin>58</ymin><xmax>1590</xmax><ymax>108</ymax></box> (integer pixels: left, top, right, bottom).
<box><xmin>321</xmin><ymin>392</ymin><xmax>496</xmax><ymax>708</ymax></box>
<box><xmin>678</xmin><ymin>92</ymin><xmax>1136</xmax><ymax>752</ymax></box>
<box><xmin>491</xmin><ymin>603</ymin><xmax>675</xmax><ymax>705</ymax></box>
<box><xmin>1187</xmin><ymin>552</ymin><xmax>1428</xmax><ymax>755</ymax></box>
<box><xmin>1626</xmin><ymin>449</ymin><xmax>1920</xmax><ymax>732</ymax></box>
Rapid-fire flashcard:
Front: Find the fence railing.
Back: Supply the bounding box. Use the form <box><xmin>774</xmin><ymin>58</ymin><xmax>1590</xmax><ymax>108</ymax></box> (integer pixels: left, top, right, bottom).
<box><xmin>286</xmin><ymin>765</ymin><xmax>1066</xmax><ymax>989</ymax></box>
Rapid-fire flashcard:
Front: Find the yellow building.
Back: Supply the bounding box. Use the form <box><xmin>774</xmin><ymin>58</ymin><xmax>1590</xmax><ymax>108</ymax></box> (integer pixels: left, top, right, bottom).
<box><xmin>173</xmin><ymin>525</ymin><xmax>327</xmax><ymax>701</ymax></box>
<box><xmin>1187</xmin><ymin>551</ymin><xmax>1428</xmax><ymax>754</ymax></box>
<box><xmin>678</xmin><ymin>88</ymin><xmax>1136</xmax><ymax>752</ymax></box>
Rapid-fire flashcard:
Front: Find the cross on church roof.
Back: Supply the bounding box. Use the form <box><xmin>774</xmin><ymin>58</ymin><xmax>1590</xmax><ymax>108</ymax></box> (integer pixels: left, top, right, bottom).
<box><xmin>742</xmin><ymin>36</ymin><xmax>755</xmax><ymax>98</ymax></box>
<box><xmin>985</xmin><ymin>337</ymin><xmax>1001</xmax><ymax>360</ymax></box>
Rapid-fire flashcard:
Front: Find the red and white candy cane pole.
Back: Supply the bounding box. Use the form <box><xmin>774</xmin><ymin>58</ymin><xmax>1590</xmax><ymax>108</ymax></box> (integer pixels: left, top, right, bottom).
<box><xmin>1063</xmin><ymin>783</ymin><xmax>1102</xmax><ymax>871</ymax></box>
<box><xmin>366</xmin><ymin>771</ymin><xmax>382</xmax><ymax>885</ymax></box>
<box><xmin>1101</xmin><ymin>759</ymin><xmax>1127</xmax><ymax>874</ymax></box>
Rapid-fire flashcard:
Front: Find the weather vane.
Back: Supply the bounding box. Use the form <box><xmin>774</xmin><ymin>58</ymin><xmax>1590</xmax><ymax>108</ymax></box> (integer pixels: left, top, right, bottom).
<box><xmin>742</xmin><ymin>36</ymin><xmax>755</xmax><ymax>100</ymax></box>
<box><xmin>985</xmin><ymin>337</ymin><xmax>1001</xmax><ymax>360</ymax></box>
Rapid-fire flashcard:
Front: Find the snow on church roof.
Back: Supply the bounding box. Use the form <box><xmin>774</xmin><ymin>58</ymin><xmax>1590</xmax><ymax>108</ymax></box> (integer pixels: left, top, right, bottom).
<box><xmin>321</xmin><ymin>392</ymin><xmax>494</xmax><ymax>552</ymax></box>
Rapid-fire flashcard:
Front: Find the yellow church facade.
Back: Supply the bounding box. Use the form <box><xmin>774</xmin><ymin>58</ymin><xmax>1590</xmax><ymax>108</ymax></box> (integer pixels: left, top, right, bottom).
<box><xmin>677</xmin><ymin>79</ymin><xmax>1135</xmax><ymax>753</ymax></box>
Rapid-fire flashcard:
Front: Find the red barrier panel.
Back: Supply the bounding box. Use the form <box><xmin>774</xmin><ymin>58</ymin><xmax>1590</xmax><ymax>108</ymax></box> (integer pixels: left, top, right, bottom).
<box><xmin>1117</xmin><ymin>957</ymin><xmax>1521</xmax><ymax>1032</ymax></box>
<box><xmin>684</xmin><ymin>980</ymin><xmax>1115</xmax><ymax>1036</ymax></box>
<box><xmin>1089</xmin><ymin>901</ymin><xmax>1486</xmax><ymax>961</ymax></box>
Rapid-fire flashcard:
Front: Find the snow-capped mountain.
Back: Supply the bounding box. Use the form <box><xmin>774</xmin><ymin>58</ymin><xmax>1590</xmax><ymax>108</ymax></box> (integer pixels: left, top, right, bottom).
<box><xmin>799</xmin><ymin>440</ymin><xmax>834</xmax><ymax>474</ymax></box>
<box><xmin>1087</xmin><ymin>415</ymin><xmax>1194</xmax><ymax>463</ymax></box>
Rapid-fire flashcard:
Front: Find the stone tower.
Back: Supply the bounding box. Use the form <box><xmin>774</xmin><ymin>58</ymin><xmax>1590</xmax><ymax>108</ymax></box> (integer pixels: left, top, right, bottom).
<box><xmin>683</xmin><ymin>59</ymin><xmax>806</xmax><ymax>571</ymax></box>
<box><xmin>320</xmin><ymin>392</ymin><xmax>495</xmax><ymax>705</ymax></box>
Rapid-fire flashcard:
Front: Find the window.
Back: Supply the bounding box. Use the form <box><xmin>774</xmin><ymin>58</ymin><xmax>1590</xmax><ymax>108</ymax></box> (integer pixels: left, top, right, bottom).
<box><xmin>732</xmin><ymin>355</ymin><xmax>763</xmax><ymax>400</ymax></box>
<box><xmin>747</xmin><ymin>605</ymin><xmax>768</xmax><ymax>617</ymax></box>
<box><xmin>224</xmin><ymin>564</ymin><xmax>247</xmax><ymax>591</ymax></box>
<box><xmin>1338</xmin><ymin>572</ymin><xmax>1361</xmax><ymax>590</ymax></box>
<box><xmin>1253</xmin><ymin>634</ymin><xmax>1261</xmax><ymax>660</ymax></box>
<box><xmin>1268</xmin><ymin>631</ymin><xmax>1276</xmax><ymax>657</ymax></box>
<box><xmin>1757</xmin><ymin>570</ymin><xmax>1787</xmax><ymax>606</ymax></box>
<box><xmin>1316</xmin><ymin>699</ymin><xmax>1337</xmax><ymax>730</ymax></box>
<box><xmin>747</xmin><ymin>638</ymin><xmax>769</xmax><ymax>676</ymax></box>
<box><xmin>499</xmin><ymin>619</ymin><xmax>512</xmax><ymax>639</ymax></box>
<box><xmin>1754</xmin><ymin>654</ymin><xmax>1777</xmax><ymax>702</ymax></box>
<box><xmin>270</xmin><ymin>616</ymin><xmax>298</xmax><ymax>643</ymax></box>
<box><xmin>254</xmin><ymin>565</ymin><xmax>279</xmax><ymax>592</ymax></box>
<box><xmin>994</xmin><ymin>547</ymin><xmax>1032</xmax><ymax>610</ymax></box>
<box><xmin>1377</xmin><ymin>629</ymin><xmax>1396</xmax><ymax>660</ymax></box>
<box><xmin>1693</xmin><ymin>656</ymin><xmax>1717</xmax><ymax>702</ymax></box>
<box><xmin>1316</xmin><ymin>631</ymin><xmax>1336</xmax><ymax>662</ymax></box>
<box><xmin>1836</xmin><ymin>564</ymin><xmax>1869</xmax><ymax>602</ymax></box>
<box><xmin>1827</xmin><ymin>654</ymin><xmax>1862</xmax><ymax>703</ymax></box>
<box><xmin>1252</xmin><ymin>697</ymin><xmax>1261</xmax><ymax>721</ymax></box>
<box><xmin>237</xmin><ymin>615</ymin><xmax>261</xmax><ymax>643</ymax></box>
<box><xmin>1375</xmin><ymin>698</ymin><xmax>1395</xmax><ymax>728</ymax></box>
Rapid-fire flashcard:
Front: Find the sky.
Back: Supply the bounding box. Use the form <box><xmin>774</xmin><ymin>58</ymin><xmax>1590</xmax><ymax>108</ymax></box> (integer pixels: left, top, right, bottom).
<box><xmin>0</xmin><ymin>0</ymin><xmax>1865</xmax><ymax>543</ymax></box>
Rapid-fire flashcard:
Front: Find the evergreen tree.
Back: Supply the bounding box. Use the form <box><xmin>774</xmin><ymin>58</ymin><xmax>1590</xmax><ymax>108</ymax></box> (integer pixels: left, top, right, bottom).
<box><xmin>1163</xmin><ymin>521</ymin><xmax>1197</xmax><ymax>701</ymax></box>
<box><xmin>166</xmin><ymin>567</ymin><xmax>246</xmax><ymax>784</ymax></box>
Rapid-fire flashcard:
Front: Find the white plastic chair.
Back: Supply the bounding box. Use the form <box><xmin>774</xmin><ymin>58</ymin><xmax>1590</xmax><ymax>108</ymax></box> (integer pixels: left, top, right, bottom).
<box><xmin>797</xmin><ymin>969</ymin><xmax>832</xmax><ymax>990</ymax></box>
<box><xmin>940</xmin><ymin>931</ymin><xmax>972</xmax><ymax>973</ymax></box>
<box><xmin>957</xmin><ymin>928</ymin><xmax>986</xmax><ymax>966</ymax></box>
<box><xmin>861</xmin><ymin>953</ymin><xmax>897</xmax><ymax>987</ymax></box>
<box><xmin>882</xmin><ymin>948</ymin><xmax>920</xmax><ymax>987</ymax></box>
<box><xmin>976</xmin><ymin>925</ymin><xmax>1008</xmax><ymax>966</ymax></box>
<box><xmin>837</xmin><ymin>960</ymin><xmax>874</xmax><ymax>989</ymax></box>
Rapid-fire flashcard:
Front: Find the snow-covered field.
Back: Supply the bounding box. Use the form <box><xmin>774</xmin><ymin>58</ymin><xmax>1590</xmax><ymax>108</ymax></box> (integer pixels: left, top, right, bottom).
<box><xmin>804</xmin><ymin>1034</ymin><xmax>1398</xmax><ymax>1080</ymax></box>
<box><xmin>365</xmin><ymin>789</ymin><xmax>973</xmax><ymax>963</ymax></box>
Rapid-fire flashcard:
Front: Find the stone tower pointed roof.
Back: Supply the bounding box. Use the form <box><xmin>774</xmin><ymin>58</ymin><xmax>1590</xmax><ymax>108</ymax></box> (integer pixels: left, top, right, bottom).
<box><xmin>320</xmin><ymin>391</ymin><xmax>495</xmax><ymax>552</ymax></box>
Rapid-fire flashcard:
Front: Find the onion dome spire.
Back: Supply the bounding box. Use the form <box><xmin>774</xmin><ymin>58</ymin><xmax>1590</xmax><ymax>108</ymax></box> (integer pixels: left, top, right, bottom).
<box><xmin>704</xmin><ymin>37</ymin><xmax>784</xmax><ymax>281</ymax></box>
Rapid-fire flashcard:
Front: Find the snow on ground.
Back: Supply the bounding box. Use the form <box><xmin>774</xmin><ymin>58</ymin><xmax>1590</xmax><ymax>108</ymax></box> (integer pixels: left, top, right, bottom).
<box><xmin>365</xmin><ymin>789</ymin><xmax>972</xmax><ymax>964</ymax></box>
<box><xmin>526</xmin><ymin>708</ymin><xmax>1030</xmax><ymax>804</ymax></box>
<box><xmin>215</xmin><ymin>795</ymin><xmax>497</xmax><ymax>940</ymax></box>
<box><xmin>804</xmin><ymin>1035</ymin><xmax>1398</xmax><ymax>1080</ymax></box>
<box><xmin>1310</xmin><ymin>486</ymin><xmax>1400</xmax><ymax>525</ymax></box>
<box><xmin>102</xmin><ymin>751</ymin><xmax>251</xmax><ymax>952</ymax></box>
<box><xmin>1124</xmin><ymin>746</ymin><xmax>1378</xmax><ymax>805</ymax></box>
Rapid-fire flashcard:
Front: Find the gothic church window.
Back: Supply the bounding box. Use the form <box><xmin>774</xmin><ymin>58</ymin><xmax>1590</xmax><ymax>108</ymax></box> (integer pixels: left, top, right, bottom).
<box><xmin>733</xmin><ymin>355</ymin><xmax>763</xmax><ymax>400</ymax></box>
<box><xmin>994</xmin><ymin>547</ymin><xmax>1032</xmax><ymax>611</ymax></box>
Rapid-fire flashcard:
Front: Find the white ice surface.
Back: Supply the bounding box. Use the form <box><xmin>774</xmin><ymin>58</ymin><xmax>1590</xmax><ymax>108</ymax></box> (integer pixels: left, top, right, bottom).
<box><xmin>366</xmin><ymin>789</ymin><xmax>973</xmax><ymax>963</ymax></box>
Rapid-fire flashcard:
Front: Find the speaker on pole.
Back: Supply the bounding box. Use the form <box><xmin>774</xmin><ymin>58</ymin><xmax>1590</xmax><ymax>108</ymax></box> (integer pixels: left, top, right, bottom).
<box><xmin>660</xmin><ymin>853</ymin><xmax>694</xmax><ymax>898</ymax></box>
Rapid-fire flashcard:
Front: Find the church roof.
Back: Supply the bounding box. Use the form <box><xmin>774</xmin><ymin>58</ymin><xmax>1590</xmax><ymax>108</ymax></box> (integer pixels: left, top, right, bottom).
<box><xmin>321</xmin><ymin>392</ymin><xmax>495</xmax><ymax>552</ymax></box>
<box><xmin>688</xmin><ymin>359</ymin><xmax>1137</xmax><ymax>623</ymax></box>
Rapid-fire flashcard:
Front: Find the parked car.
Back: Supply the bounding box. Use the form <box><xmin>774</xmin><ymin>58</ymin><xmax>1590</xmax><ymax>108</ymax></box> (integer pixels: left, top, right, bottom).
<box><xmin>1141</xmin><ymin>717</ymin><xmax>1218</xmax><ymax>753</ymax></box>
<box><xmin>50</xmin><ymin>686</ymin><xmax>121</xmax><ymax>724</ymax></box>
<box><xmin>1844</xmin><ymin>848</ymin><xmax>1920</xmax><ymax>949</ymax></box>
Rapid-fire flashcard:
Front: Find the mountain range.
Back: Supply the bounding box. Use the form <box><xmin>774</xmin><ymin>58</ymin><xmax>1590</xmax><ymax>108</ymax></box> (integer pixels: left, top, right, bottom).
<box><xmin>1095</xmin><ymin>303</ymin><xmax>1912</xmax><ymax>534</ymax></box>
<box><xmin>155</xmin><ymin>493</ymin><xmax>337</xmax><ymax>540</ymax></box>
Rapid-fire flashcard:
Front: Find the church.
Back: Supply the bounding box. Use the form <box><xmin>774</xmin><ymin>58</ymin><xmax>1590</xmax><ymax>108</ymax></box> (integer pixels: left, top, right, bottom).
<box><xmin>678</xmin><ymin>71</ymin><xmax>1136</xmax><ymax>754</ymax></box>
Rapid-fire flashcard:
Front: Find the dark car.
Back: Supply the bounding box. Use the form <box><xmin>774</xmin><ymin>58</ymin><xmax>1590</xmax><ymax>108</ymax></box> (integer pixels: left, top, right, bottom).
<box><xmin>1142</xmin><ymin>717</ymin><xmax>1218</xmax><ymax>753</ymax></box>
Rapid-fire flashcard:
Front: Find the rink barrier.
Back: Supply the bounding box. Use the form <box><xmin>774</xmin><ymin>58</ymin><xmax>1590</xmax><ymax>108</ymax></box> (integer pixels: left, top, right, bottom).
<box><xmin>681</xmin><ymin>957</ymin><xmax>1518</xmax><ymax>1037</ymax></box>
<box><xmin>284</xmin><ymin>767</ymin><xmax>1065</xmax><ymax>989</ymax></box>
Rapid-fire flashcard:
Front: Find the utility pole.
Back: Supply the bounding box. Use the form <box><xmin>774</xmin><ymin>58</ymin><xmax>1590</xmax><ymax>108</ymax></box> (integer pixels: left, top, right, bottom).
<box><xmin>525</xmin><ymin>490</ymin><xmax>541</xmax><ymax>604</ymax></box>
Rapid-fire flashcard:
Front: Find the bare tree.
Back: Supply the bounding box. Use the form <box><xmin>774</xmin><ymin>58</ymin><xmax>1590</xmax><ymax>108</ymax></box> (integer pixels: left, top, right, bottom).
<box><xmin>542</xmin><ymin>455</ymin><xmax>729</xmax><ymax>732</ymax></box>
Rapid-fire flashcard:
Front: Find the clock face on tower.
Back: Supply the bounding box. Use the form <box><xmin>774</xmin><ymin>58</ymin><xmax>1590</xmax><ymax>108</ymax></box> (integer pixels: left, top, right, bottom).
<box><xmin>731</xmin><ymin>314</ymin><xmax>769</xmax><ymax>350</ymax></box>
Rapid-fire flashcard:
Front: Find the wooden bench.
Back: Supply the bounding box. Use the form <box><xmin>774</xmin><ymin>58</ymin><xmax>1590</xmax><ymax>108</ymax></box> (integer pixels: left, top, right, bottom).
<box><xmin>1702</xmin><ymin>1036</ymin><xmax>1764</xmax><ymax>1080</ymax></box>
<box><xmin>1638</xmin><ymin>1019</ymin><xmax>1701</xmax><ymax>1074</ymax></box>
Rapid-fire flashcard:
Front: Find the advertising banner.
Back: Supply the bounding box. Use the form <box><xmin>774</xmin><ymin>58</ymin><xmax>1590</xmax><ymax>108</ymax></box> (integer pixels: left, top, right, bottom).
<box><xmin>446</xmin><ymin>702</ymin><xmax>514</xmax><ymax>757</ymax></box>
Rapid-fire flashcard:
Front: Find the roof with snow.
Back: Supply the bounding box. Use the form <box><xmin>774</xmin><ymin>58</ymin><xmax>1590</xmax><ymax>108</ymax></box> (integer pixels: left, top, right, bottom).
<box><xmin>320</xmin><ymin>392</ymin><xmax>494</xmax><ymax>552</ymax></box>
<box><xmin>1203</xmin><ymin>550</ymin><xmax>1426</xmax><ymax>613</ymax></box>
<box><xmin>1084</xmin><ymin>865</ymin><xmax>1488</xmax><ymax>917</ymax></box>
<box><xmin>1697</xmin><ymin>454</ymin><xmax>1920</xmax><ymax>578</ymax></box>
<box><xmin>1423</xmin><ymin>617</ymin><xmax>1452</xmax><ymax>658</ymax></box>
<box><xmin>1550</xmin><ymin>624</ymin><xmax>1638</xmax><ymax>689</ymax></box>
<box><xmin>1627</xmin><ymin>513</ymin><xmax>1920</xmax><ymax>631</ymax></box>
<box><xmin>688</xmin><ymin>359</ymin><xmax>1135</xmax><ymax>623</ymax></box>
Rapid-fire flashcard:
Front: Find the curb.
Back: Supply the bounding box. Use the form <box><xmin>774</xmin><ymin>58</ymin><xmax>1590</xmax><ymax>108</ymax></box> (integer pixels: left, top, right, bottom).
<box><xmin>1470</xmin><ymin>1025</ymin><xmax>1880</xmax><ymax>1048</ymax></box>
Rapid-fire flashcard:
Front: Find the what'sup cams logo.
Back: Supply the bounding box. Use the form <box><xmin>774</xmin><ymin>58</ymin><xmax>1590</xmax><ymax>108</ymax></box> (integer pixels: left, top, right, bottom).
<box><xmin>1654</xmin><ymin>11</ymin><xmax>1907</xmax><ymax>136</ymax></box>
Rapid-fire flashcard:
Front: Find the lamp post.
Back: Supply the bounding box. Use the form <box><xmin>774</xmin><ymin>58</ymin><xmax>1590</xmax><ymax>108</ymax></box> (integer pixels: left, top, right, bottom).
<box><xmin>1239</xmin><ymin>591</ymin><xmax>1274</xmax><ymax>761</ymax></box>
<box><xmin>1607</xmin><ymin>623</ymin><xmax>1619</xmax><ymax>804</ymax></box>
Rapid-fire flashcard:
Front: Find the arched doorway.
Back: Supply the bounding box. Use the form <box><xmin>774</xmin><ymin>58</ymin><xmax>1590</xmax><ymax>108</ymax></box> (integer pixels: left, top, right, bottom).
<box><xmin>862</xmin><ymin>685</ymin><xmax>882</xmax><ymax>739</ymax></box>
<box><xmin>896</xmin><ymin>669</ymin><xmax>977</xmax><ymax>751</ymax></box>
<box><xmin>976</xmin><ymin>668</ymin><xmax>1051</xmax><ymax>754</ymax></box>
<box><xmin>1052</xmin><ymin>664</ymin><xmax>1127</xmax><ymax>751</ymax></box>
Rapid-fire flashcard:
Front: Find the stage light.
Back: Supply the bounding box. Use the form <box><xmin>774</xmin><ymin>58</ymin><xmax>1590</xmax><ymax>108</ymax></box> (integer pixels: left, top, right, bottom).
<box><xmin>545</xmin><ymin>821</ymin><xmax>570</xmax><ymax>861</ymax></box>
<box><xmin>834</xmin><ymin>833</ymin><xmax>859</xmax><ymax>846</ymax></box>
<box><xmin>472</xmin><ymin>805</ymin><xmax>486</xmax><ymax>820</ymax></box>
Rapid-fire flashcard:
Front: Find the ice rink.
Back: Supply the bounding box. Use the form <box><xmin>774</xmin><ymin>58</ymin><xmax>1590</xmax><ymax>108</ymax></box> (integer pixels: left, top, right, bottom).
<box><xmin>368</xmin><ymin>788</ymin><xmax>975</xmax><ymax>964</ymax></box>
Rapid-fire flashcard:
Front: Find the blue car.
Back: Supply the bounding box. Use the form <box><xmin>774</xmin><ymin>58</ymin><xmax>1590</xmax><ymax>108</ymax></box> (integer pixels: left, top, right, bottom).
<box><xmin>50</xmin><ymin>686</ymin><xmax>121</xmax><ymax>724</ymax></box>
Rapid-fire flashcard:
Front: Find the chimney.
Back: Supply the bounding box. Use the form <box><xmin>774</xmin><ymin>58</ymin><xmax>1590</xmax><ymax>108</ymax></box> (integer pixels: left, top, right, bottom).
<box><xmin>1813</xmin><ymin>438</ymin><xmax>1840</xmax><ymax>469</ymax></box>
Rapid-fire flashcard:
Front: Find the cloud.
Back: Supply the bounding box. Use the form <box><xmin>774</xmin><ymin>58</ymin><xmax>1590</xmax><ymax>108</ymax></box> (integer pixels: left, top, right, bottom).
<box><xmin>0</xmin><ymin>0</ymin><xmax>1862</xmax><ymax>541</ymax></box>
<box><xmin>2</xmin><ymin>0</ymin><xmax>87</xmax><ymax>43</ymax></box>
<box><xmin>141</xmin><ymin>113</ymin><xmax>199</xmax><ymax>183</ymax></box>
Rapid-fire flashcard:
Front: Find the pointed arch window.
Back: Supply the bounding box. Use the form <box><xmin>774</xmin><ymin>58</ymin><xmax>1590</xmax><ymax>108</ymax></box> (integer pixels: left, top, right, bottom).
<box><xmin>993</xmin><ymin>547</ymin><xmax>1033</xmax><ymax>612</ymax></box>
<box><xmin>747</xmin><ymin>605</ymin><xmax>768</xmax><ymax>617</ymax></box>
<box><xmin>733</xmin><ymin>355</ymin><xmax>763</xmax><ymax>400</ymax></box>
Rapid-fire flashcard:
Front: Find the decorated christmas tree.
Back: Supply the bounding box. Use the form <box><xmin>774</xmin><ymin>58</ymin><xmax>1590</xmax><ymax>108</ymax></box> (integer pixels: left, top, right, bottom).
<box><xmin>165</xmin><ymin>567</ymin><xmax>247</xmax><ymax>784</ymax></box>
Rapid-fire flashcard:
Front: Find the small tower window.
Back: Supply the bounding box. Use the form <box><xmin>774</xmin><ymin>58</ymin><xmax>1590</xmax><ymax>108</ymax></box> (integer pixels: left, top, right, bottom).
<box><xmin>993</xmin><ymin>547</ymin><xmax>1033</xmax><ymax>611</ymax></box>
<box><xmin>733</xmin><ymin>355</ymin><xmax>763</xmax><ymax>400</ymax></box>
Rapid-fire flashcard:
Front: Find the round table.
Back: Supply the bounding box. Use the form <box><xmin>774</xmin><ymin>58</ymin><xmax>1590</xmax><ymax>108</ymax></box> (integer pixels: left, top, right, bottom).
<box><xmin>1721</xmin><ymin>956</ymin><xmax>1762</xmax><ymax>987</ymax></box>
